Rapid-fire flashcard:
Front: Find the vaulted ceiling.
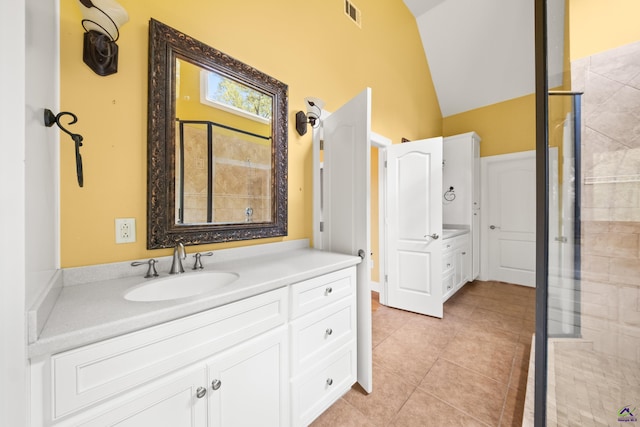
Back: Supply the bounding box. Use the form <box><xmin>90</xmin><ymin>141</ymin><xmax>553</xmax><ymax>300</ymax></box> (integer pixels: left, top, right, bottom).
<box><xmin>404</xmin><ymin>0</ymin><xmax>565</xmax><ymax>117</ymax></box>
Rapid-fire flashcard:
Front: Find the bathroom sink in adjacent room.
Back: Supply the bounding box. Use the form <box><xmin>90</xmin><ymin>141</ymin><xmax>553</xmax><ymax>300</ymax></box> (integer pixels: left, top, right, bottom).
<box><xmin>442</xmin><ymin>228</ymin><xmax>468</xmax><ymax>239</ymax></box>
<box><xmin>124</xmin><ymin>271</ymin><xmax>239</xmax><ymax>302</ymax></box>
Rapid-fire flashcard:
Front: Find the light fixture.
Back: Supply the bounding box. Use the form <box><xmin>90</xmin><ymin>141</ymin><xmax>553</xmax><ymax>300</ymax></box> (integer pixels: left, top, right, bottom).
<box><xmin>78</xmin><ymin>0</ymin><xmax>129</xmax><ymax>76</ymax></box>
<box><xmin>295</xmin><ymin>97</ymin><xmax>325</xmax><ymax>136</ymax></box>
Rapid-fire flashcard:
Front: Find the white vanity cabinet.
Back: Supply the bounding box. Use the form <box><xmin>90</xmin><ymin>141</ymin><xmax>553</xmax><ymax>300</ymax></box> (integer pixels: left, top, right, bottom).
<box><xmin>443</xmin><ymin>132</ymin><xmax>481</xmax><ymax>280</ymax></box>
<box><xmin>442</xmin><ymin>232</ymin><xmax>471</xmax><ymax>301</ymax></box>
<box><xmin>289</xmin><ymin>267</ymin><xmax>357</xmax><ymax>426</ymax></box>
<box><xmin>31</xmin><ymin>263</ymin><xmax>359</xmax><ymax>427</ymax></box>
<box><xmin>33</xmin><ymin>287</ymin><xmax>288</xmax><ymax>427</ymax></box>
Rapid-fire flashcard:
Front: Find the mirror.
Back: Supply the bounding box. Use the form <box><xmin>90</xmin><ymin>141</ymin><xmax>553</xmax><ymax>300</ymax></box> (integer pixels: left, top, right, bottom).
<box><xmin>147</xmin><ymin>19</ymin><xmax>288</xmax><ymax>249</ymax></box>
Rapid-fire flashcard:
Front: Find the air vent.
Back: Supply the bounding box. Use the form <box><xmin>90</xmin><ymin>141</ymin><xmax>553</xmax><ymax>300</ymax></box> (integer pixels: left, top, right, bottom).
<box><xmin>344</xmin><ymin>0</ymin><xmax>362</xmax><ymax>27</ymax></box>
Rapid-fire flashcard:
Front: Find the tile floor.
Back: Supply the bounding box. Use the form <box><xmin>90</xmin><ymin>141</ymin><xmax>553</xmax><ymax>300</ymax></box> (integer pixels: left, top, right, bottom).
<box><xmin>311</xmin><ymin>280</ymin><xmax>536</xmax><ymax>427</ymax></box>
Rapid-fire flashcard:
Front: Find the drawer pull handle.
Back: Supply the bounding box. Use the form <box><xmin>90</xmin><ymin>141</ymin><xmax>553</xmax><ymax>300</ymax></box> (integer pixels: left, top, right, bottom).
<box><xmin>196</xmin><ymin>387</ymin><xmax>207</xmax><ymax>399</ymax></box>
<box><xmin>326</xmin><ymin>378</ymin><xmax>333</xmax><ymax>386</ymax></box>
<box><xmin>211</xmin><ymin>379</ymin><xmax>222</xmax><ymax>391</ymax></box>
<box><xmin>462</xmin><ymin>252</ymin><xmax>466</xmax><ymax>255</ymax></box>
<box><xmin>446</xmin><ymin>263</ymin><xmax>451</xmax><ymax>268</ymax></box>
<box><xmin>325</xmin><ymin>287</ymin><xmax>333</xmax><ymax>296</ymax></box>
<box><xmin>325</xmin><ymin>328</ymin><xmax>333</xmax><ymax>336</ymax></box>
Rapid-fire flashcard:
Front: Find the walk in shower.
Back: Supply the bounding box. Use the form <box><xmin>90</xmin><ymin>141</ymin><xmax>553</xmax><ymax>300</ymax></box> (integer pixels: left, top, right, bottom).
<box><xmin>534</xmin><ymin>1</ymin><xmax>640</xmax><ymax>425</ymax></box>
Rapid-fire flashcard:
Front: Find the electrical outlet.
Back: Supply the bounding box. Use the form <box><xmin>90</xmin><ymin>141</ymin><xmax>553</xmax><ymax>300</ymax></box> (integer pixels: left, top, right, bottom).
<box><xmin>115</xmin><ymin>218</ymin><xmax>136</xmax><ymax>244</ymax></box>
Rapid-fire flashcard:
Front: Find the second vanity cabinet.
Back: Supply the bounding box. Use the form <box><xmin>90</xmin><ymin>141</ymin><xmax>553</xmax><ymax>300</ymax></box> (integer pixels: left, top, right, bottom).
<box><xmin>442</xmin><ymin>232</ymin><xmax>471</xmax><ymax>301</ymax></box>
<box><xmin>31</xmin><ymin>264</ymin><xmax>358</xmax><ymax>427</ymax></box>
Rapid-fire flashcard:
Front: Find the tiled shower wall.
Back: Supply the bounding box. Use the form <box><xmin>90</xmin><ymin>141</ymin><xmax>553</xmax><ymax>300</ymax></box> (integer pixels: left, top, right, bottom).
<box><xmin>178</xmin><ymin>124</ymin><xmax>271</xmax><ymax>224</ymax></box>
<box><xmin>572</xmin><ymin>41</ymin><xmax>640</xmax><ymax>362</ymax></box>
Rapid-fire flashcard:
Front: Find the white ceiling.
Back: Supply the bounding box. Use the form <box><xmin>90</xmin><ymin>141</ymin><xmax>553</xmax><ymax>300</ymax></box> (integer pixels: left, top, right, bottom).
<box><xmin>404</xmin><ymin>0</ymin><xmax>540</xmax><ymax>117</ymax></box>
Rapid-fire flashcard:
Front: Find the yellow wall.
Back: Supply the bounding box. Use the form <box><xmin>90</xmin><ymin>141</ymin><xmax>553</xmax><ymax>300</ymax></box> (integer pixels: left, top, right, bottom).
<box><xmin>60</xmin><ymin>0</ymin><xmax>442</xmax><ymax>267</ymax></box>
<box><xmin>569</xmin><ymin>0</ymin><xmax>640</xmax><ymax>60</ymax></box>
<box><xmin>442</xmin><ymin>94</ymin><xmax>536</xmax><ymax>157</ymax></box>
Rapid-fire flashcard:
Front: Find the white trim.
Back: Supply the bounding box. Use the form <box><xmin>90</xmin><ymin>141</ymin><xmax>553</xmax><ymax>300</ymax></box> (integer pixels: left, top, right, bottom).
<box><xmin>370</xmin><ymin>281</ymin><xmax>380</xmax><ymax>293</ymax></box>
<box><xmin>0</xmin><ymin>0</ymin><xmax>27</xmax><ymax>425</ymax></box>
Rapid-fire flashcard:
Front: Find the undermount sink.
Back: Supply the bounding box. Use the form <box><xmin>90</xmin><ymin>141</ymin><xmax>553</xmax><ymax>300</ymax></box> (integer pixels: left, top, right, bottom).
<box><xmin>124</xmin><ymin>271</ymin><xmax>239</xmax><ymax>302</ymax></box>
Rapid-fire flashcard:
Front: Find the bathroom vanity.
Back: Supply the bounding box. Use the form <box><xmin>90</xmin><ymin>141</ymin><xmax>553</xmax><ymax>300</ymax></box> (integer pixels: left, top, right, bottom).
<box><xmin>28</xmin><ymin>240</ymin><xmax>362</xmax><ymax>427</ymax></box>
<box><xmin>442</xmin><ymin>229</ymin><xmax>471</xmax><ymax>301</ymax></box>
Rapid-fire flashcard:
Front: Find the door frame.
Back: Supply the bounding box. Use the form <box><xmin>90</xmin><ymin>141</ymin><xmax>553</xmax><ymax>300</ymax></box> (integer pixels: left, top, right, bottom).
<box><xmin>311</xmin><ymin>111</ymin><xmax>390</xmax><ymax>289</ymax></box>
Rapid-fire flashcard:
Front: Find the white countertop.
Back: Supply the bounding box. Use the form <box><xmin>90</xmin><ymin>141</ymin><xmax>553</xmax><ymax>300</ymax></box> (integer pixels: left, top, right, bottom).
<box><xmin>28</xmin><ymin>241</ymin><xmax>360</xmax><ymax>358</ymax></box>
<box><xmin>443</xmin><ymin>228</ymin><xmax>469</xmax><ymax>239</ymax></box>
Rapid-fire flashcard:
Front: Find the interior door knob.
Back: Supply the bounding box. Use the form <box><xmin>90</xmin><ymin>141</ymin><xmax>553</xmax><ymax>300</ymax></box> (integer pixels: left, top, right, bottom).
<box><xmin>489</xmin><ymin>225</ymin><xmax>500</xmax><ymax>230</ymax></box>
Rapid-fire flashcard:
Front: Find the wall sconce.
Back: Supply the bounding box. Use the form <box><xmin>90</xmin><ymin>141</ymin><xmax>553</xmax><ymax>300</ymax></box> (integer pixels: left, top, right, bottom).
<box><xmin>78</xmin><ymin>0</ymin><xmax>129</xmax><ymax>76</ymax></box>
<box><xmin>295</xmin><ymin>97</ymin><xmax>325</xmax><ymax>136</ymax></box>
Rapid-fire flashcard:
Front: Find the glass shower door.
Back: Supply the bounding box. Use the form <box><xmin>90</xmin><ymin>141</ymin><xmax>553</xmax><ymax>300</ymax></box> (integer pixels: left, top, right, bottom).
<box><xmin>537</xmin><ymin>0</ymin><xmax>640</xmax><ymax>425</ymax></box>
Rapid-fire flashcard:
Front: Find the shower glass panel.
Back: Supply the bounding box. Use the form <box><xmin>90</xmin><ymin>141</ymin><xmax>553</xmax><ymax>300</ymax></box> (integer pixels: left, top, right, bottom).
<box><xmin>541</xmin><ymin>1</ymin><xmax>640</xmax><ymax>424</ymax></box>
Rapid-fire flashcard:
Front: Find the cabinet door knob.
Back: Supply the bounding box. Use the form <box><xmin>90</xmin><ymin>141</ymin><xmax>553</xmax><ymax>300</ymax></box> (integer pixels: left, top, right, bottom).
<box><xmin>325</xmin><ymin>328</ymin><xmax>333</xmax><ymax>336</ymax></box>
<box><xmin>196</xmin><ymin>387</ymin><xmax>207</xmax><ymax>399</ymax></box>
<box><xmin>211</xmin><ymin>379</ymin><xmax>222</xmax><ymax>391</ymax></box>
<box><xmin>326</xmin><ymin>378</ymin><xmax>333</xmax><ymax>386</ymax></box>
<box><xmin>325</xmin><ymin>287</ymin><xmax>333</xmax><ymax>296</ymax></box>
<box><xmin>462</xmin><ymin>252</ymin><xmax>466</xmax><ymax>255</ymax></box>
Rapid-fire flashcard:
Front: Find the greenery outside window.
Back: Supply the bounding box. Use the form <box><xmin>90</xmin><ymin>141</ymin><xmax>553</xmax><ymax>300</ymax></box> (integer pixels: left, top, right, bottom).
<box><xmin>200</xmin><ymin>70</ymin><xmax>272</xmax><ymax>124</ymax></box>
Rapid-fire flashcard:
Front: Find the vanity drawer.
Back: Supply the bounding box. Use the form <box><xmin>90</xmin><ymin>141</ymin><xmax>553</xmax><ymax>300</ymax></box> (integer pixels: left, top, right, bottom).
<box><xmin>443</xmin><ymin>271</ymin><xmax>455</xmax><ymax>301</ymax></box>
<box><xmin>51</xmin><ymin>287</ymin><xmax>287</xmax><ymax>419</ymax></box>
<box><xmin>291</xmin><ymin>343</ymin><xmax>356</xmax><ymax>426</ymax></box>
<box><xmin>442</xmin><ymin>253</ymin><xmax>455</xmax><ymax>275</ymax></box>
<box><xmin>290</xmin><ymin>267</ymin><xmax>356</xmax><ymax>319</ymax></box>
<box><xmin>290</xmin><ymin>296</ymin><xmax>355</xmax><ymax>376</ymax></box>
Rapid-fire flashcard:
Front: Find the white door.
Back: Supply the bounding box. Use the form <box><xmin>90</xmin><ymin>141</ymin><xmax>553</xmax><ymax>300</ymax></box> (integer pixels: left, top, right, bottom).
<box><xmin>384</xmin><ymin>138</ymin><xmax>444</xmax><ymax>318</ymax></box>
<box><xmin>321</xmin><ymin>88</ymin><xmax>373</xmax><ymax>393</ymax></box>
<box><xmin>486</xmin><ymin>152</ymin><xmax>536</xmax><ymax>287</ymax></box>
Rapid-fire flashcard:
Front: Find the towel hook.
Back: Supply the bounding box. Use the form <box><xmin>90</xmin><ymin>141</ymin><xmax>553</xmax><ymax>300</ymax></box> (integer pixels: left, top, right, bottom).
<box><xmin>44</xmin><ymin>109</ymin><xmax>85</xmax><ymax>187</ymax></box>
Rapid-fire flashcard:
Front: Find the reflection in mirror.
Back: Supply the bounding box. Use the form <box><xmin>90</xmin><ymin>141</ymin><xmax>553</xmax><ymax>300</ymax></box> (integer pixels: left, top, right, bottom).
<box><xmin>147</xmin><ymin>19</ymin><xmax>288</xmax><ymax>249</ymax></box>
<box><xmin>175</xmin><ymin>58</ymin><xmax>273</xmax><ymax>225</ymax></box>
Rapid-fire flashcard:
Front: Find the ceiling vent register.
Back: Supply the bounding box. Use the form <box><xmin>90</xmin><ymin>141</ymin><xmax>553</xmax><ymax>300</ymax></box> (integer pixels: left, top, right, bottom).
<box><xmin>344</xmin><ymin>0</ymin><xmax>362</xmax><ymax>28</ymax></box>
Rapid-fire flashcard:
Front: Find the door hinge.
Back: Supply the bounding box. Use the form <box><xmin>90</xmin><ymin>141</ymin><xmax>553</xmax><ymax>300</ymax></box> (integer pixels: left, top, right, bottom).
<box><xmin>319</xmin><ymin>222</ymin><xmax>324</xmax><ymax>232</ymax></box>
<box><xmin>319</xmin><ymin>140</ymin><xmax>324</xmax><ymax>150</ymax></box>
<box><xmin>384</xmin><ymin>274</ymin><xmax>388</xmax><ymax>283</ymax></box>
<box><xmin>384</xmin><ymin>160</ymin><xmax>387</xmax><ymax>168</ymax></box>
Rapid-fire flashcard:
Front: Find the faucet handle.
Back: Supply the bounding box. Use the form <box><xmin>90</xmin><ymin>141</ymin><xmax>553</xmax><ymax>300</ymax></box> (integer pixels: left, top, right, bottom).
<box><xmin>193</xmin><ymin>252</ymin><xmax>213</xmax><ymax>270</ymax></box>
<box><xmin>131</xmin><ymin>259</ymin><xmax>159</xmax><ymax>278</ymax></box>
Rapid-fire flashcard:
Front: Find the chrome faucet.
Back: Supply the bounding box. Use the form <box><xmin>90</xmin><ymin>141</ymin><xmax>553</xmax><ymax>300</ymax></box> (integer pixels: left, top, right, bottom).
<box><xmin>170</xmin><ymin>242</ymin><xmax>186</xmax><ymax>274</ymax></box>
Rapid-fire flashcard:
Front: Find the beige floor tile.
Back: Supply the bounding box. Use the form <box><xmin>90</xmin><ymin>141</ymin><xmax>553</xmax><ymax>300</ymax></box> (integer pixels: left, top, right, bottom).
<box><xmin>469</xmin><ymin>308</ymin><xmax>525</xmax><ymax>335</ymax></box>
<box><xmin>420</xmin><ymin>359</ymin><xmax>509</xmax><ymax>426</ymax></box>
<box><xmin>312</xmin><ymin>283</ymin><xmax>534</xmax><ymax>426</ymax></box>
<box><xmin>500</xmin><ymin>386</ymin><xmax>527</xmax><ymax>426</ymax></box>
<box><xmin>472</xmin><ymin>295</ymin><xmax>529</xmax><ymax>319</ymax></box>
<box><xmin>444</xmin><ymin>297</ymin><xmax>478</xmax><ymax>319</ymax></box>
<box><xmin>372</xmin><ymin>306</ymin><xmax>414</xmax><ymax>348</ymax></box>
<box><xmin>372</xmin><ymin>325</ymin><xmax>442</xmax><ymax>385</ymax></box>
<box><xmin>390</xmin><ymin>388</ymin><xmax>489</xmax><ymax>427</ymax></box>
<box><xmin>509</xmin><ymin>342</ymin><xmax>532</xmax><ymax>391</ymax></box>
<box><xmin>439</xmin><ymin>336</ymin><xmax>516</xmax><ymax>384</ymax></box>
<box><xmin>455</xmin><ymin>321</ymin><xmax>521</xmax><ymax>348</ymax></box>
<box><xmin>343</xmin><ymin>363</ymin><xmax>417</xmax><ymax>426</ymax></box>
<box><xmin>310</xmin><ymin>398</ymin><xmax>375</xmax><ymax>427</ymax></box>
